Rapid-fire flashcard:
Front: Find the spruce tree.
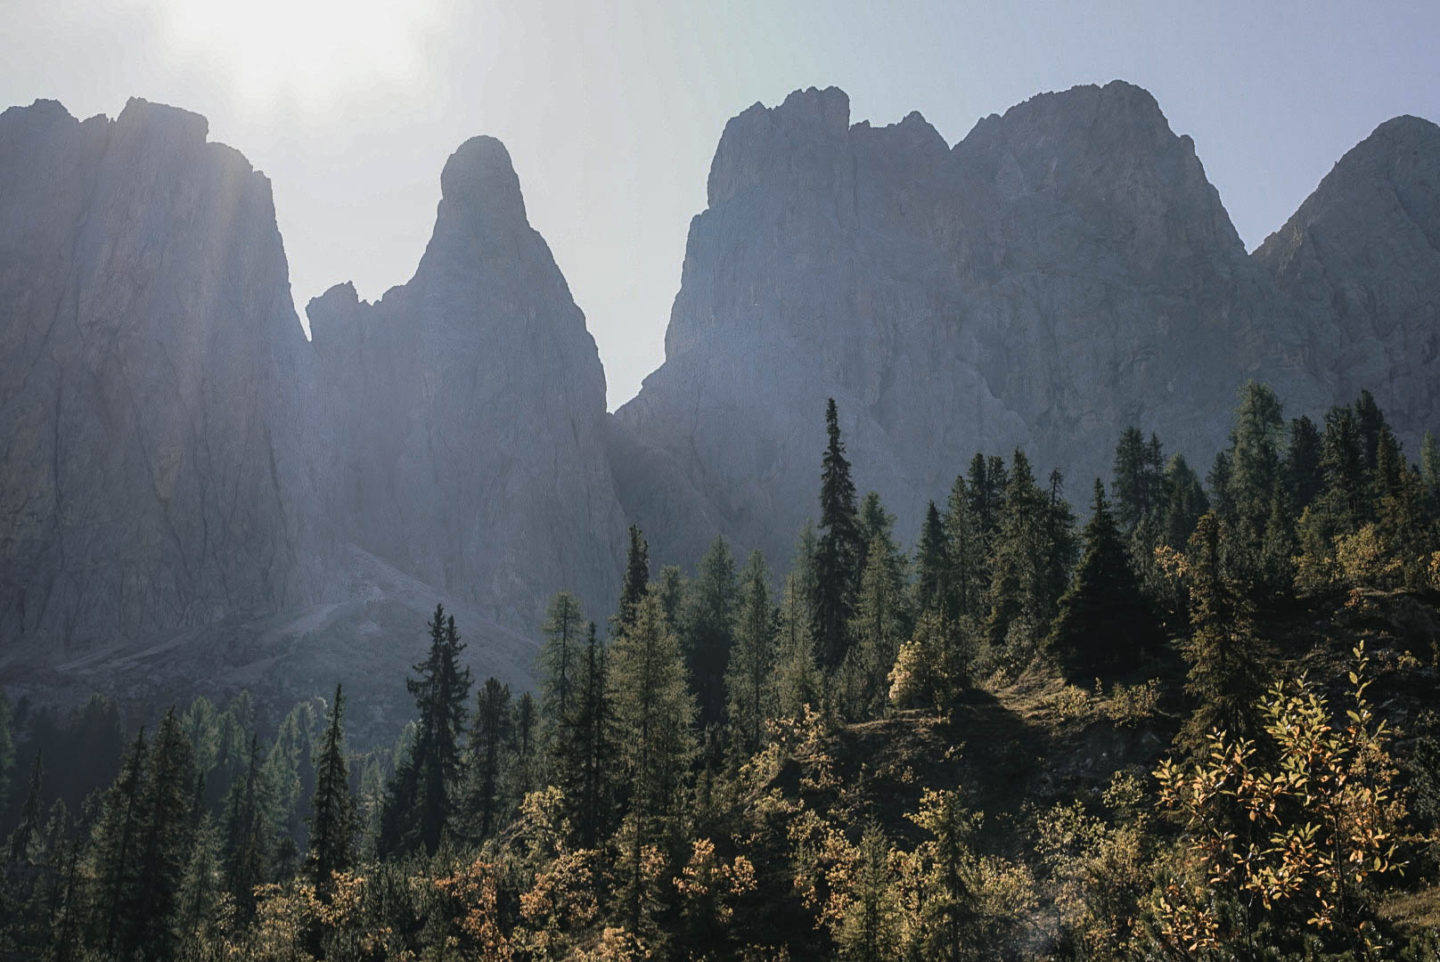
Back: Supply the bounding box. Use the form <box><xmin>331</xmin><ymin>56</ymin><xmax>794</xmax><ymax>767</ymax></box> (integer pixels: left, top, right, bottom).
<box><xmin>220</xmin><ymin>734</ymin><xmax>270</xmax><ymax>922</ymax></box>
<box><xmin>844</xmin><ymin>532</ymin><xmax>910</xmax><ymax>720</ymax></box>
<box><xmin>914</xmin><ymin>501</ymin><xmax>951</xmax><ymax>616</ymax></box>
<box><xmin>1112</xmin><ymin>427</ymin><xmax>1165</xmax><ymax>533</ymax></box>
<box><xmin>616</xmin><ymin>526</ymin><xmax>651</xmax><ymax>638</ymax></box>
<box><xmin>1284</xmin><ymin>415</ymin><xmax>1324</xmax><ymax>510</ymax></box>
<box><xmin>725</xmin><ymin>551</ymin><xmax>777</xmax><ymax>760</ymax></box>
<box><xmin>684</xmin><ymin>536</ymin><xmax>740</xmax><ymax>731</ymax></box>
<box><xmin>1161</xmin><ymin>454</ymin><xmax>1209</xmax><ymax>548</ymax></box>
<box><xmin>775</xmin><ymin>570</ymin><xmax>821</xmax><ymax>722</ymax></box>
<box><xmin>123</xmin><ymin>708</ymin><xmax>196</xmax><ymax>960</ymax></box>
<box><xmin>6</xmin><ymin>752</ymin><xmax>43</xmax><ymax>865</ymax></box>
<box><xmin>539</xmin><ymin>592</ymin><xmax>585</xmax><ymax>727</ymax></box>
<box><xmin>381</xmin><ymin>604</ymin><xmax>472</xmax><ymax>856</ymax></box>
<box><xmin>1421</xmin><ymin>431</ymin><xmax>1440</xmax><ymax>512</ymax></box>
<box><xmin>1047</xmin><ymin>480</ymin><xmax>1160</xmax><ymax>679</ymax></box>
<box><xmin>510</xmin><ymin>692</ymin><xmax>539</xmax><ymax>809</ymax></box>
<box><xmin>944</xmin><ymin>474</ymin><xmax>985</xmax><ymax>619</ymax></box>
<box><xmin>1178</xmin><ymin>513</ymin><xmax>1267</xmax><ymax>758</ymax></box>
<box><xmin>466</xmin><ymin>677</ymin><xmax>513</xmax><ymax>841</ymax></box>
<box><xmin>609</xmin><ymin>588</ymin><xmax>696</xmax><ymax>928</ymax></box>
<box><xmin>814</xmin><ymin>398</ymin><xmax>862</xmax><ymax>670</ymax></box>
<box><xmin>306</xmin><ymin>684</ymin><xmax>356</xmax><ymax>899</ymax></box>
<box><xmin>558</xmin><ymin>622</ymin><xmax>613</xmax><ymax>848</ymax></box>
<box><xmin>658</xmin><ymin>564</ymin><xmax>687</xmax><ymax>632</ymax></box>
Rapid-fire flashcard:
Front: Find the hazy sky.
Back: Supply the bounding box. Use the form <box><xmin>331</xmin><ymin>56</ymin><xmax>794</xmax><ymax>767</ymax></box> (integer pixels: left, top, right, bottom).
<box><xmin>4</xmin><ymin>1</ymin><xmax>1437</xmax><ymax>408</ymax></box>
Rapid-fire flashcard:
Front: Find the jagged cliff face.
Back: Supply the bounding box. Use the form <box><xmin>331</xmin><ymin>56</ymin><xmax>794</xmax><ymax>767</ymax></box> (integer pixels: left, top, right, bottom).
<box><xmin>615</xmin><ymin>82</ymin><xmax>1329</xmax><ymax>568</ymax></box>
<box><xmin>1254</xmin><ymin>115</ymin><xmax>1440</xmax><ymax>444</ymax></box>
<box><xmin>0</xmin><ymin>99</ymin><xmax>306</xmax><ymax>656</ymax></box>
<box><xmin>305</xmin><ymin>136</ymin><xmax>626</xmax><ymax>628</ymax></box>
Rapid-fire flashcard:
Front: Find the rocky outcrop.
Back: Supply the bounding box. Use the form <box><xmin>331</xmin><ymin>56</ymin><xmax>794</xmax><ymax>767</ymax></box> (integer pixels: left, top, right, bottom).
<box><xmin>1254</xmin><ymin>115</ymin><xmax>1440</xmax><ymax>445</ymax></box>
<box><xmin>615</xmin><ymin>82</ymin><xmax>1328</xmax><ymax>569</ymax></box>
<box><xmin>305</xmin><ymin>136</ymin><xmax>627</xmax><ymax>629</ymax></box>
<box><xmin>0</xmin><ymin>98</ymin><xmax>306</xmax><ymax>656</ymax></box>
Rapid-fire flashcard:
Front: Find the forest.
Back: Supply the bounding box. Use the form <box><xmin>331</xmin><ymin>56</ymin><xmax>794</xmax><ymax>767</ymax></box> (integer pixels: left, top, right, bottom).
<box><xmin>1</xmin><ymin>382</ymin><xmax>1439</xmax><ymax>961</ymax></box>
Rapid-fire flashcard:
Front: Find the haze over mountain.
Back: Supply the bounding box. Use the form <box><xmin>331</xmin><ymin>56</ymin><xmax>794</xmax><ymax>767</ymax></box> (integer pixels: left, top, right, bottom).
<box><xmin>1</xmin><ymin>81</ymin><xmax>1437</xmax><ymax>726</ymax></box>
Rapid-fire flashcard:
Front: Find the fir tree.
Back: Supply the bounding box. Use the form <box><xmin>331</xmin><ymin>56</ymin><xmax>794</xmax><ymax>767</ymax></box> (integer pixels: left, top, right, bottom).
<box><xmin>123</xmin><ymin>708</ymin><xmax>196</xmax><ymax>960</ymax></box>
<box><xmin>725</xmin><ymin>551</ymin><xmax>777</xmax><ymax>760</ymax></box>
<box><xmin>306</xmin><ymin>683</ymin><xmax>356</xmax><ymax>899</ymax></box>
<box><xmin>89</xmin><ymin>728</ymin><xmax>149</xmax><ymax>955</ymax></box>
<box><xmin>1047</xmin><ymin>480</ymin><xmax>1160</xmax><ymax>679</ymax></box>
<box><xmin>5</xmin><ymin>752</ymin><xmax>42</xmax><ymax>865</ymax></box>
<box><xmin>1112</xmin><ymin>427</ymin><xmax>1165</xmax><ymax>533</ymax></box>
<box><xmin>844</xmin><ymin>531</ymin><xmax>910</xmax><ymax>720</ymax></box>
<box><xmin>510</xmin><ymin>692</ymin><xmax>539</xmax><ymax>808</ymax></box>
<box><xmin>658</xmin><ymin>564</ymin><xmax>687</xmax><ymax>632</ymax></box>
<box><xmin>914</xmin><ymin>501</ymin><xmax>951</xmax><ymax>616</ymax></box>
<box><xmin>609</xmin><ymin>588</ymin><xmax>696</xmax><ymax>929</ymax></box>
<box><xmin>944</xmin><ymin>474</ymin><xmax>985</xmax><ymax>620</ymax></box>
<box><xmin>1284</xmin><ymin>415</ymin><xmax>1324</xmax><ymax>510</ymax></box>
<box><xmin>1178</xmin><ymin>513</ymin><xmax>1268</xmax><ymax>758</ymax></box>
<box><xmin>814</xmin><ymin>398</ymin><xmax>862</xmax><ymax>670</ymax></box>
<box><xmin>539</xmin><ymin>592</ymin><xmax>585</xmax><ymax>727</ymax></box>
<box><xmin>775</xmin><ymin>570</ymin><xmax>821</xmax><ymax>722</ymax></box>
<box><xmin>1161</xmin><ymin>454</ymin><xmax>1208</xmax><ymax>548</ymax></box>
<box><xmin>1421</xmin><ymin>431</ymin><xmax>1440</xmax><ymax>512</ymax></box>
<box><xmin>466</xmin><ymin>677</ymin><xmax>513</xmax><ymax>842</ymax></box>
<box><xmin>616</xmin><ymin>525</ymin><xmax>651</xmax><ymax>638</ymax></box>
<box><xmin>1226</xmin><ymin>381</ymin><xmax>1285</xmax><ymax>540</ymax></box>
<box><xmin>220</xmin><ymin>734</ymin><xmax>270</xmax><ymax>922</ymax></box>
<box><xmin>684</xmin><ymin>536</ymin><xmax>739</xmax><ymax>731</ymax></box>
<box><xmin>558</xmin><ymin>622</ymin><xmax>613</xmax><ymax>848</ymax></box>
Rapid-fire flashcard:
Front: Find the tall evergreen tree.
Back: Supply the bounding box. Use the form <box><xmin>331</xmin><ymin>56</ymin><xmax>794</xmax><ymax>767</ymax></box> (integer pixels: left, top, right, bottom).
<box><xmin>914</xmin><ymin>501</ymin><xmax>951</xmax><ymax>616</ymax></box>
<box><xmin>726</xmin><ymin>551</ymin><xmax>777</xmax><ymax>760</ymax></box>
<box><xmin>1226</xmin><ymin>381</ymin><xmax>1285</xmax><ymax>539</ymax></box>
<box><xmin>510</xmin><ymin>692</ymin><xmax>539</xmax><ymax>809</ymax></box>
<box><xmin>1161</xmin><ymin>454</ymin><xmax>1209</xmax><ymax>549</ymax></box>
<box><xmin>616</xmin><ymin>526</ymin><xmax>651</xmax><ymax>638</ymax></box>
<box><xmin>609</xmin><ymin>588</ymin><xmax>697</xmax><ymax>929</ymax></box>
<box><xmin>844</xmin><ymin>531</ymin><xmax>910</xmax><ymax>720</ymax></box>
<box><xmin>658</xmin><ymin>564</ymin><xmax>687</xmax><ymax>632</ymax></box>
<box><xmin>557</xmin><ymin>622</ymin><xmax>613</xmax><ymax>848</ymax></box>
<box><xmin>220</xmin><ymin>735</ymin><xmax>269</xmax><ymax>923</ymax></box>
<box><xmin>775</xmin><ymin>570</ymin><xmax>821</xmax><ymax>722</ymax></box>
<box><xmin>1047</xmin><ymin>480</ymin><xmax>1160</xmax><ymax>679</ymax></box>
<box><xmin>306</xmin><ymin>684</ymin><xmax>356</xmax><ymax>899</ymax></box>
<box><xmin>814</xmin><ymin>398</ymin><xmax>862</xmax><ymax>670</ymax></box>
<box><xmin>123</xmin><ymin>708</ymin><xmax>196</xmax><ymax>960</ymax></box>
<box><xmin>5</xmin><ymin>752</ymin><xmax>43</xmax><ymax>865</ymax></box>
<box><xmin>466</xmin><ymin>677</ymin><xmax>513</xmax><ymax>842</ymax></box>
<box><xmin>1284</xmin><ymin>415</ymin><xmax>1325</xmax><ymax>510</ymax></box>
<box><xmin>539</xmin><ymin>592</ymin><xmax>585</xmax><ymax>728</ymax></box>
<box><xmin>381</xmin><ymin>604</ymin><xmax>471</xmax><ymax>856</ymax></box>
<box><xmin>684</xmin><ymin>536</ymin><xmax>740</xmax><ymax>731</ymax></box>
<box><xmin>944</xmin><ymin>474</ymin><xmax>985</xmax><ymax>620</ymax></box>
<box><xmin>1178</xmin><ymin>513</ymin><xmax>1267</xmax><ymax>758</ymax></box>
<box><xmin>1421</xmin><ymin>431</ymin><xmax>1440</xmax><ymax>512</ymax></box>
<box><xmin>1112</xmin><ymin>427</ymin><xmax>1165</xmax><ymax>533</ymax></box>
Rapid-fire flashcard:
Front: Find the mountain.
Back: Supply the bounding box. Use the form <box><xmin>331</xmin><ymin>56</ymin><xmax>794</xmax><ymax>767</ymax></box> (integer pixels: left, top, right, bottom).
<box><xmin>613</xmin><ymin>82</ymin><xmax>1339</xmax><ymax>569</ymax></box>
<box><xmin>1254</xmin><ymin>114</ymin><xmax>1440</xmax><ymax>443</ymax></box>
<box><xmin>0</xmin><ymin>98</ymin><xmax>306</xmax><ymax>657</ymax></box>
<box><xmin>304</xmin><ymin>134</ymin><xmax>627</xmax><ymax>630</ymax></box>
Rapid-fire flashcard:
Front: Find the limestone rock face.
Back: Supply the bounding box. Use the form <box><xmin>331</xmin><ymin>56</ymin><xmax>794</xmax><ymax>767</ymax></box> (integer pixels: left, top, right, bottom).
<box><xmin>1254</xmin><ymin>115</ymin><xmax>1440</xmax><ymax>444</ymax></box>
<box><xmin>0</xmin><ymin>99</ymin><xmax>306</xmax><ymax>656</ymax></box>
<box><xmin>615</xmin><ymin>82</ymin><xmax>1326</xmax><ymax>568</ymax></box>
<box><xmin>305</xmin><ymin>136</ymin><xmax>627</xmax><ymax>629</ymax></box>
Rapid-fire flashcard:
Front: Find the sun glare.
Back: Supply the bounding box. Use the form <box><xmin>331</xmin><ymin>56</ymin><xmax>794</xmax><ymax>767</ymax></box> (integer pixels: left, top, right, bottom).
<box><xmin>129</xmin><ymin>0</ymin><xmax>444</xmax><ymax>109</ymax></box>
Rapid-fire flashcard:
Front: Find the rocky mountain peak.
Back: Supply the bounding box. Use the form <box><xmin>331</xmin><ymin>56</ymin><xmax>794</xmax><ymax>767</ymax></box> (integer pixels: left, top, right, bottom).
<box><xmin>706</xmin><ymin>86</ymin><xmax>851</xmax><ymax>207</ymax></box>
<box><xmin>438</xmin><ymin>134</ymin><xmax>528</xmax><ymax>229</ymax></box>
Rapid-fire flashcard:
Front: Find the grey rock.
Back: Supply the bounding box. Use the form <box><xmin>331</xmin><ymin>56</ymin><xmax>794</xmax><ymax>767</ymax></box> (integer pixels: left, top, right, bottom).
<box><xmin>1254</xmin><ymin>115</ymin><xmax>1440</xmax><ymax>446</ymax></box>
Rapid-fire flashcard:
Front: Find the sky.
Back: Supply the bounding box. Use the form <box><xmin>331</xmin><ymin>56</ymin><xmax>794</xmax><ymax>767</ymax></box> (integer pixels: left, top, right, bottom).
<box><xmin>3</xmin><ymin>1</ymin><xmax>1438</xmax><ymax>409</ymax></box>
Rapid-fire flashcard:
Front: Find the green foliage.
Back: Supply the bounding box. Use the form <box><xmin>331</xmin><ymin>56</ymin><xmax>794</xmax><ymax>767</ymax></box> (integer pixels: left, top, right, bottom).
<box><xmin>616</xmin><ymin>525</ymin><xmax>651</xmax><ymax>639</ymax></box>
<box><xmin>1048</xmin><ymin>479</ymin><xmax>1161</xmax><ymax>680</ymax></box>
<box><xmin>466</xmin><ymin>676</ymin><xmax>513</xmax><ymax>842</ymax></box>
<box><xmin>306</xmin><ymin>684</ymin><xmax>356</xmax><ymax>898</ymax></box>
<box><xmin>539</xmin><ymin>591</ymin><xmax>586</xmax><ymax>728</ymax></box>
<box><xmin>684</xmin><ymin>535</ymin><xmax>740</xmax><ymax>732</ymax></box>
<box><xmin>815</xmin><ymin>398</ymin><xmax>863</xmax><ymax>671</ymax></box>
<box><xmin>726</xmin><ymin>550</ymin><xmax>777</xmax><ymax>760</ymax></box>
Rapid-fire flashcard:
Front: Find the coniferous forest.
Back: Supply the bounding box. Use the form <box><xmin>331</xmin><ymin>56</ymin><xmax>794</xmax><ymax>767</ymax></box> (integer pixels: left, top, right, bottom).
<box><xmin>4</xmin><ymin>383</ymin><xmax>1440</xmax><ymax>961</ymax></box>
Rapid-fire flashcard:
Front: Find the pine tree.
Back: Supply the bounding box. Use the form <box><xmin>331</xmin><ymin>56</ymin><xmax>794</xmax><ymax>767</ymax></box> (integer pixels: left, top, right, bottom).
<box><xmin>306</xmin><ymin>684</ymin><xmax>356</xmax><ymax>899</ymax></box>
<box><xmin>1161</xmin><ymin>454</ymin><xmax>1209</xmax><ymax>549</ymax></box>
<box><xmin>175</xmin><ymin>815</ymin><xmax>225</xmax><ymax>954</ymax></box>
<box><xmin>123</xmin><ymin>708</ymin><xmax>196</xmax><ymax>959</ymax></box>
<box><xmin>944</xmin><ymin>474</ymin><xmax>985</xmax><ymax>620</ymax></box>
<box><xmin>93</xmin><ymin>729</ymin><xmax>153</xmax><ymax>954</ymax></box>
<box><xmin>914</xmin><ymin>501</ymin><xmax>951</xmax><ymax>616</ymax></box>
<box><xmin>725</xmin><ymin>551</ymin><xmax>777</xmax><ymax>760</ymax></box>
<box><xmin>775</xmin><ymin>570</ymin><xmax>821</xmax><ymax>722</ymax></box>
<box><xmin>1284</xmin><ymin>415</ymin><xmax>1324</xmax><ymax>510</ymax></box>
<box><xmin>658</xmin><ymin>564</ymin><xmax>687</xmax><ymax>632</ymax></box>
<box><xmin>857</xmin><ymin>491</ymin><xmax>897</xmax><ymax>580</ymax></box>
<box><xmin>814</xmin><ymin>398</ymin><xmax>862</xmax><ymax>670</ymax></box>
<box><xmin>466</xmin><ymin>677</ymin><xmax>513</xmax><ymax>841</ymax></box>
<box><xmin>220</xmin><ymin>734</ymin><xmax>270</xmax><ymax>922</ymax></box>
<box><xmin>383</xmin><ymin>604</ymin><xmax>472</xmax><ymax>856</ymax></box>
<box><xmin>558</xmin><ymin>622</ymin><xmax>613</xmax><ymax>848</ymax></box>
<box><xmin>907</xmin><ymin>789</ymin><xmax>981</xmax><ymax>962</ymax></box>
<box><xmin>1112</xmin><ymin>427</ymin><xmax>1165</xmax><ymax>533</ymax></box>
<box><xmin>609</xmin><ymin>588</ymin><xmax>697</xmax><ymax>929</ymax></box>
<box><xmin>844</xmin><ymin>532</ymin><xmax>910</xmax><ymax>720</ymax></box>
<box><xmin>1047</xmin><ymin>480</ymin><xmax>1160</xmax><ymax>679</ymax></box>
<box><xmin>984</xmin><ymin>452</ymin><xmax>1075</xmax><ymax>661</ymax></box>
<box><xmin>616</xmin><ymin>526</ymin><xmax>651</xmax><ymax>638</ymax></box>
<box><xmin>839</xmin><ymin>823</ymin><xmax>900</xmax><ymax>962</ymax></box>
<box><xmin>1421</xmin><ymin>431</ymin><xmax>1440</xmax><ymax>512</ymax></box>
<box><xmin>539</xmin><ymin>592</ymin><xmax>585</xmax><ymax>728</ymax></box>
<box><xmin>684</xmin><ymin>536</ymin><xmax>739</xmax><ymax>731</ymax></box>
<box><xmin>1226</xmin><ymin>381</ymin><xmax>1285</xmax><ymax>540</ymax></box>
<box><xmin>6</xmin><ymin>752</ymin><xmax>43</xmax><ymax>865</ymax></box>
<box><xmin>1178</xmin><ymin>513</ymin><xmax>1268</xmax><ymax>758</ymax></box>
<box><xmin>510</xmin><ymin>692</ymin><xmax>539</xmax><ymax>809</ymax></box>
